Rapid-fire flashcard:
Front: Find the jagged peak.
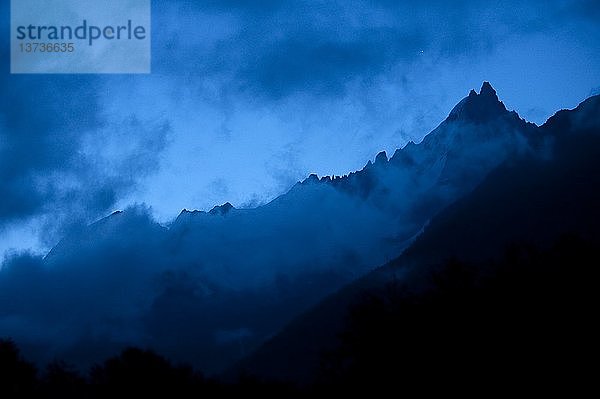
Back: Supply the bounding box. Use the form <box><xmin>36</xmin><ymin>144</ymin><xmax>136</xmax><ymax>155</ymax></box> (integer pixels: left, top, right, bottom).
<box><xmin>480</xmin><ymin>81</ymin><xmax>498</xmax><ymax>100</ymax></box>
<box><xmin>180</xmin><ymin>208</ymin><xmax>203</xmax><ymax>215</ymax></box>
<box><xmin>291</xmin><ymin>82</ymin><xmax>531</xmax><ymax>195</ymax></box>
<box><xmin>363</xmin><ymin>151</ymin><xmax>388</xmax><ymax>170</ymax></box>
<box><xmin>447</xmin><ymin>81</ymin><xmax>508</xmax><ymax>123</ymax></box>
<box><xmin>172</xmin><ymin>208</ymin><xmax>204</xmax><ymax>227</ymax></box>
<box><xmin>209</xmin><ymin>202</ymin><xmax>235</xmax><ymax>216</ymax></box>
<box><xmin>375</xmin><ymin>151</ymin><xmax>388</xmax><ymax>164</ymax></box>
<box><xmin>302</xmin><ymin>173</ymin><xmax>320</xmax><ymax>184</ymax></box>
<box><xmin>176</xmin><ymin>203</ymin><xmax>235</xmax><ymax>221</ymax></box>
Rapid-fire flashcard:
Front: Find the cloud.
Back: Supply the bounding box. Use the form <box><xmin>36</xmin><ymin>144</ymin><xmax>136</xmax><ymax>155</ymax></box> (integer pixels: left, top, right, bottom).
<box><xmin>0</xmin><ymin>72</ymin><xmax>97</xmax><ymax>221</ymax></box>
<box><xmin>150</xmin><ymin>0</ymin><xmax>597</xmax><ymax>100</ymax></box>
<box><xmin>236</xmin><ymin>29</ymin><xmax>425</xmax><ymax>98</ymax></box>
<box><xmin>0</xmin><ymin>205</ymin><xmax>166</xmax><ymax>365</ymax></box>
<box><xmin>0</xmin><ymin>3</ymin><xmax>171</xmax><ymax>245</ymax></box>
<box><xmin>576</xmin><ymin>0</ymin><xmax>600</xmax><ymax>19</ymax></box>
<box><xmin>0</xmin><ymin>72</ymin><xmax>170</xmax><ymax>244</ymax></box>
<box><xmin>2</xmin><ymin>0</ymin><xmax>598</xmax><ymax>250</ymax></box>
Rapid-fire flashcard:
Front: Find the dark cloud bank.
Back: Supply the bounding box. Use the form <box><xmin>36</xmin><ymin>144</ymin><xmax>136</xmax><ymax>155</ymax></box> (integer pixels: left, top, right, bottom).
<box><xmin>0</xmin><ymin>1</ymin><xmax>170</xmax><ymax>244</ymax></box>
<box><xmin>154</xmin><ymin>0</ymin><xmax>597</xmax><ymax>98</ymax></box>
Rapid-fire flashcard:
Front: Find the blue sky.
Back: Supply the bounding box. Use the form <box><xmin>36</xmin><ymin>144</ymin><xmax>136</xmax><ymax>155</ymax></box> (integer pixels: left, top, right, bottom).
<box><xmin>1</xmin><ymin>0</ymin><xmax>599</xmax><ymax>256</ymax></box>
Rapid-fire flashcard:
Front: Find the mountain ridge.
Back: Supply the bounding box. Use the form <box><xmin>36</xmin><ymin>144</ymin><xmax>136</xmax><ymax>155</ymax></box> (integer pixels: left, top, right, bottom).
<box><xmin>4</xmin><ymin>82</ymin><xmax>583</xmax><ymax>375</ymax></box>
<box><xmin>230</xmin><ymin>89</ymin><xmax>600</xmax><ymax>385</ymax></box>
<box><xmin>162</xmin><ymin>82</ymin><xmax>532</xmax><ymax>222</ymax></box>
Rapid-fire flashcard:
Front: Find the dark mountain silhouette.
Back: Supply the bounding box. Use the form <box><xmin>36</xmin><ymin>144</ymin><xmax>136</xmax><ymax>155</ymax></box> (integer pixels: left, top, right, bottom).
<box><xmin>1</xmin><ymin>92</ymin><xmax>598</xmax><ymax>397</ymax></box>
<box><xmin>232</xmin><ymin>94</ymin><xmax>600</xmax><ymax>391</ymax></box>
<box><xmin>447</xmin><ymin>81</ymin><xmax>511</xmax><ymax>123</ymax></box>
<box><xmin>0</xmin><ymin>83</ymin><xmax>571</xmax><ymax>374</ymax></box>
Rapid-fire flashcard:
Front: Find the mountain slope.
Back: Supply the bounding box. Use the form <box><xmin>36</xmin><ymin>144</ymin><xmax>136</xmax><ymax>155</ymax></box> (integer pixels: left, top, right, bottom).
<box><xmin>0</xmin><ymin>83</ymin><xmax>548</xmax><ymax>373</ymax></box>
<box><xmin>232</xmin><ymin>94</ymin><xmax>600</xmax><ymax>387</ymax></box>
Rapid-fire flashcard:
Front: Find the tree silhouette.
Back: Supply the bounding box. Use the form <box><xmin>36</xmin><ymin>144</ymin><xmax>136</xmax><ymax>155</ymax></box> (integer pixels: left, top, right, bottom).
<box><xmin>0</xmin><ymin>339</ymin><xmax>37</xmax><ymax>397</ymax></box>
<box><xmin>42</xmin><ymin>361</ymin><xmax>86</xmax><ymax>398</ymax></box>
<box><xmin>315</xmin><ymin>235</ymin><xmax>598</xmax><ymax>396</ymax></box>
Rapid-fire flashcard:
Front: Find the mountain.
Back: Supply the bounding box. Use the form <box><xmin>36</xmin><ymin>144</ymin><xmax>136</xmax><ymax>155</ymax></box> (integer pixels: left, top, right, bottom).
<box><xmin>232</xmin><ymin>94</ymin><xmax>600</xmax><ymax>392</ymax></box>
<box><xmin>0</xmin><ymin>83</ymin><xmax>548</xmax><ymax>373</ymax></box>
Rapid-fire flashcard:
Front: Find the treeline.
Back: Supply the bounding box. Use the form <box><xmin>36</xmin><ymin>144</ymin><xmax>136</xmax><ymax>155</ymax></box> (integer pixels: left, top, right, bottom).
<box><xmin>314</xmin><ymin>234</ymin><xmax>598</xmax><ymax>396</ymax></box>
<box><xmin>2</xmin><ymin>234</ymin><xmax>597</xmax><ymax>397</ymax></box>
<box><xmin>0</xmin><ymin>341</ymin><xmax>301</xmax><ymax>398</ymax></box>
